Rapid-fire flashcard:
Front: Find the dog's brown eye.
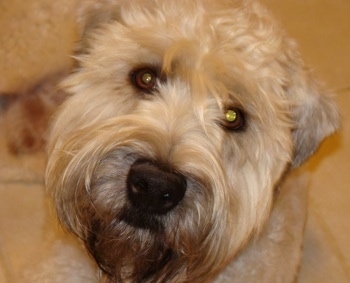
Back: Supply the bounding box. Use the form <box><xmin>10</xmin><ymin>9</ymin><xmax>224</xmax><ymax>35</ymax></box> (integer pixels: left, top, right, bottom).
<box><xmin>131</xmin><ymin>68</ymin><xmax>158</xmax><ymax>91</ymax></box>
<box><xmin>224</xmin><ymin>108</ymin><xmax>245</xmax><ymax>131</ymax></box>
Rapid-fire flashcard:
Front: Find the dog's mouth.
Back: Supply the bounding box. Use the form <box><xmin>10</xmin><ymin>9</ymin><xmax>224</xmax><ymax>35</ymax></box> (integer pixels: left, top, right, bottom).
<box><xmin>82</xmin><ymin>157</ymin><xmax>192</xmax><ymax>281</ymax></box>
<box><xmin>85</xmin><ymin>215</ymin><xmax>186</xmax><ymax>282</ymax></box>
<box><xmin>82</xmin><ymin>150</ymin><xmax>224</xmax><ymax>282</ymax></box>
<box><xmin>119</xmin><ymin>207</ymin><xmax>165</xmax><ymax>231</ymax></box>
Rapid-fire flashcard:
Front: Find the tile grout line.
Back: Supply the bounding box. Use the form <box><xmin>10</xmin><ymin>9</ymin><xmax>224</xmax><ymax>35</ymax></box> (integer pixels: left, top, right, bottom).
<box><xmin>0</xmin><ymin>180</ymin><xmax>44</xmax><ymax>186</ymax></box>
<box><xmin>310</xmin><ymin>204</ymin><xmax>350</xmax><ymax>281</ymax></box>
<box><xmin>331</xmin><ymin>86</ymin><xmax>350</xmax><ymax>94</ymax></box>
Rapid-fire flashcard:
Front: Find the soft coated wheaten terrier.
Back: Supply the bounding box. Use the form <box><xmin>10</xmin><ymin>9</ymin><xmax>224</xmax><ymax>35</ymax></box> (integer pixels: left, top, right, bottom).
<box><xmin>43</xmin><ymin>0</ymin><xmax>339</xmax><ymax>282</ymax></box>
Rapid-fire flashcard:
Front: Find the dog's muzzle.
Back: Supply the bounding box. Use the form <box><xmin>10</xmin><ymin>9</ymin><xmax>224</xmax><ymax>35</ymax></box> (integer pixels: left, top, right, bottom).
<box><xmin>127</xmin><ymin>159</ymin><xmax>187</xmax><ymax>215</ymax></box>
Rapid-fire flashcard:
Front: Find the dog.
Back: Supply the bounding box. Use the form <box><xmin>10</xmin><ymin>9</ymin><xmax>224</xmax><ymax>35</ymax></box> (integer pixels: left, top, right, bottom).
<box><xmin>43</xmin><ymin>0</ymin><xmax>339</xmax><ymax>282</ymax></box>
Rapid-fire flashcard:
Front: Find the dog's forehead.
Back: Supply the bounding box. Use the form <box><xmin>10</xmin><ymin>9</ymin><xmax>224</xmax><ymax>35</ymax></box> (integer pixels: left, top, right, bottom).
<box><xmin>82</xmin><ymin>0</ymin><xmax>290</xmax><ymax>114</ymax></box>
<box><xmin>101</xmin><ymin>3</ymin><xmax>253</xmax><ymax>93</ymax></box>
<box><xmin>114</xmin><ymin>0</ymin><xmax>249</xmax><ymax>56</ymax></box>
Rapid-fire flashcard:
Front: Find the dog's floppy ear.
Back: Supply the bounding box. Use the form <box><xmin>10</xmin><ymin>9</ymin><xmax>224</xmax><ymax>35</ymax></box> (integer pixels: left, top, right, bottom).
<box><xmin>289</xmin><ymin>71</ymin><xmax>339</xmax><ymax>167</ymax></box>
<box><xmin>75</xmin><ymin>0</ymin><xmax>122</xmax><ymax>51</ymax></box>
<box><xmin>79</xmin><ymin>1</ymin><xmax>120</xmax><ymax>35</ymax></box>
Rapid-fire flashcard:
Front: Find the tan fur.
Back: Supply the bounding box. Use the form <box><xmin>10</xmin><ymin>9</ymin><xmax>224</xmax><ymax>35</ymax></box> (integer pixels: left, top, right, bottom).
<box><xmin>8</xmin><ymin>0</ymin><xmax>338</xmax><ymax>282</ymax></box>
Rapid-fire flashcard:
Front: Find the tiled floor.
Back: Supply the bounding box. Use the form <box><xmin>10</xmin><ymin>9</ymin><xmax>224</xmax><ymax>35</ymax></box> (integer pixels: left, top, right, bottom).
<box><xmin>0</xmin><ymin>0</ymin><xmax>349</xmax><ymax>282</ymax></box>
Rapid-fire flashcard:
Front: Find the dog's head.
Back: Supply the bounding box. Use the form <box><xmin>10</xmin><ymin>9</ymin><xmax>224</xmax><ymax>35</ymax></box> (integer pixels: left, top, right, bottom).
<box><xmin>46</xmin><ymin>0</ymin><xmax>338</xmax><ymax>281</ymax></box>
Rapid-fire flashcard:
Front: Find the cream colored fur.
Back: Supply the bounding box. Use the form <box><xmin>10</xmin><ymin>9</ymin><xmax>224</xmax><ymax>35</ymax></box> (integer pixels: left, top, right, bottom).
<box><xmin>3</xmin><ymin>0</ymin><xmax>339</xmax><ymax>282</ymax></box>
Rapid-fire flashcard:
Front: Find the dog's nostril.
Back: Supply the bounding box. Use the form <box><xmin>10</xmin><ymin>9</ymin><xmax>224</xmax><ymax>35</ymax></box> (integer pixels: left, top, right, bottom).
<box><xmin>131</xmin><ymin>179</ymin><xmax>149</xmax><ymax>193</ymax></box>
<box><xmin>127</xmin><ymin>160</ymin><xmax>187</xmax><ymax>215</ymax></box>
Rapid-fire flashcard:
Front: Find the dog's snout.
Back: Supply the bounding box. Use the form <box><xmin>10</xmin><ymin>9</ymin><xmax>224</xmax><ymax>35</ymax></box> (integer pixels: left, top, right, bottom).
<box><xmin>127</xmin><ymin>160</ymin><xmax>187</xmax><ymax>214</ymax></box>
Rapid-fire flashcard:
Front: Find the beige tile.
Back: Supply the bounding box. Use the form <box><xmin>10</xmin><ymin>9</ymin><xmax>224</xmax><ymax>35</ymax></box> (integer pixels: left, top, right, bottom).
<box><xmin>261</xmin><ymin>0</ymin><xmax>350</xmax><ymax>90</ymax></box>
<box><xmin>298</xmin><ymin>207</ymin><xmax>349</xmax><ymax>283</ymax></box>
<box><xmin>0</xmin><ymin>259</ymin><xmax>9</xmax><ymax>283</ymax></box>
<box><xmin>305</xmin><ymin>91</ymin><xmax>350</xmax><ymax>276</ymax></box>
<box><xmin>0</xmin><ymin>183</ymin><xmax>47</xmax><ymax>279</ymax></box>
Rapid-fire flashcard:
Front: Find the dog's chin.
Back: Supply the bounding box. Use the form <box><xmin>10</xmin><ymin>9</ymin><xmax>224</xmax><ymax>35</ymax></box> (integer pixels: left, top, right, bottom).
<box><xmin>47</xmin><ymin>132</ymin><xmax>283</xmax><ymax>282</ymax></box>
<box><xmin>85</xmin><ymin>217</ymin><xmax>187</xmax><ymax>282</ymax></box>
<box><xmin>64</xmin><ymin>148</ymin><xmax>234</xmax><ymax>282</ymax></box>
<box><xmin>83</xmin><ymin>204</ymin><xmax>197</xmax><ymax>282</ymax></box>
<box><xmin>82</xmin><ymin>186</ymin><xmax>210</xmax><ymax>280</ymax></box>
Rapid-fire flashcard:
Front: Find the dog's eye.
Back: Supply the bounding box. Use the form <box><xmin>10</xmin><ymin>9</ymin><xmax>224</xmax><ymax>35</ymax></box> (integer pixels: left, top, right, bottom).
<box><xmin>224</xmin><ymin>108</ymin><xmax>245</xmax><ymax>131</ymax></box>
<box><xmin>131</xmin><ymin>68</ymin><xmax>158</xmax><ymax>92</ymax></box>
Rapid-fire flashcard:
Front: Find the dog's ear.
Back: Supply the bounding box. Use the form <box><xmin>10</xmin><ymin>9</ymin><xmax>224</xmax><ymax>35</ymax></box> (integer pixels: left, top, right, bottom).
<box><xmin>289</xmin><ymin>71</ymin><xmax>339</xmax><ymax>167</ymax></box>
<box><xmin>75</xmin><ymin>0</ymin><xmax>122</xmax><ymax>51</ymax></box>
<box><xmin>79</xmin><ymin>1</ymin><xmax>120</xmax><ymax>35</ymax></box>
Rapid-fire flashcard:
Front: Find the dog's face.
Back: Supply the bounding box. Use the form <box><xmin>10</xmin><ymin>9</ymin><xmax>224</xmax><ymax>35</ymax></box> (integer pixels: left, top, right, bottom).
<box><xmin>46</xmin><ymin>0</ymin><xmax>338</xmax><ymax>282</ymax></box>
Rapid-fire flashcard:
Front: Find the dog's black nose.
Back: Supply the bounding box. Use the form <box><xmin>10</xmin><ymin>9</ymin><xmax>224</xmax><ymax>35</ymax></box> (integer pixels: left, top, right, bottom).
<box><xmin>127</xmin><ymin>160</ymin><xmax>186</xmax><ymax>215</ymax></box>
